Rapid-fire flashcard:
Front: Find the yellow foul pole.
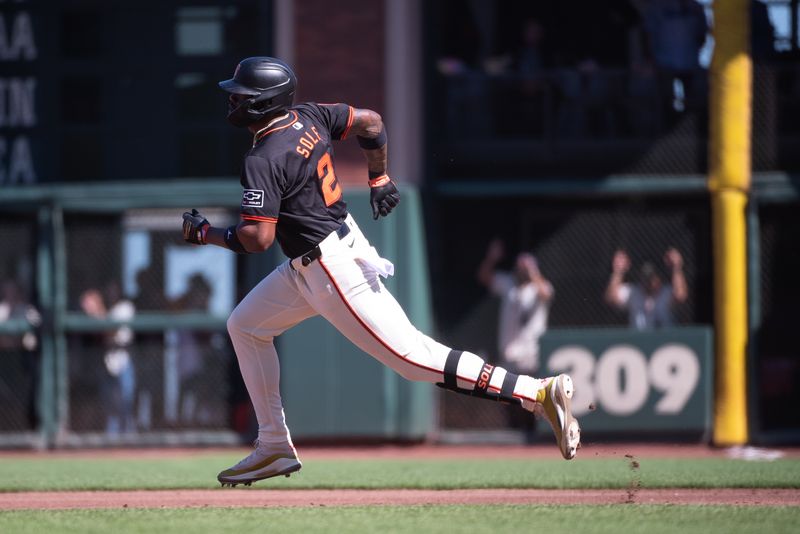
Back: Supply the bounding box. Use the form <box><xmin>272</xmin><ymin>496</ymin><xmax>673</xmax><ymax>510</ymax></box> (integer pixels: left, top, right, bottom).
<box><xmin>709</xmin><ymin>0</ymin><xmax>751</xmax><ymax>445</ymax></box>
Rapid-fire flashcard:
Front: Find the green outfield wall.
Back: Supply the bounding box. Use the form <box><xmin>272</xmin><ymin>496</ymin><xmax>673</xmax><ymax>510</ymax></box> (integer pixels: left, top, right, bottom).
<box><xmin>0</xmin><ymin>174</ymin><xmax>798</xmax><ymax>446</ymax></box>
<box><xmin>0</xmin><ymin>181</ymin><xmax>433</xmax><ymax>447</ymax></box>
<box><xmin>538</xmin><ymin>327</ymin><xmax>713</xmax><ymax>438</ymax></box>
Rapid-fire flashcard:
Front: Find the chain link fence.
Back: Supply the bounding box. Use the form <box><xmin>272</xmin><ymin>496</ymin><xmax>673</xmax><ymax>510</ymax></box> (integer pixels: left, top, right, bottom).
<box><xmin>432</xmin><ymin>194</ymin><xmax>713</xmax><ymax>438</ymax></box>
<box><xmin>1</xmin><ymin>188</ymin><xmax>796</xmax><ymax>444</ymax></box>
<box><xmin>0</xmin><ymin>185</ymin><xmax>438</xmax><ymax>448</ymax></box>
<box><xmin>0</xmin><ymin>346</ymin><xmax>39</xmax><ymax>432</ymax></box>
<box><xmin>60</xmin><ymin>209</ymin><xmax>244</xmax><ymax>442</ymax></box>
<box><xmin>65</xmin><ymin>330</ymin><xmax>234</xmax><ymax>435</ymax></box>
<box><xmin>0</xmin><ymin>198</ymin><xmax>256</xmax><ymax>447</ymax></box>
<box><xmin>0</xmin><ymin>214</ymin><xmax>39</xmax><ymax>435</ymax></box>
<box><xmin>755</xmin><ymin>201</ymin><xmax>800</xmax><ymax>434</ymax></box>
<box><xmin>431</xmin><ymin>195</ymin><xmax>711</xmax><ymax>333</ymax></box>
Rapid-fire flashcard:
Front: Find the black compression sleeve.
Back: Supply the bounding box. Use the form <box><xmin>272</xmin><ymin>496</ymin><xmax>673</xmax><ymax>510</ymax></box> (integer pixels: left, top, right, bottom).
<box><xmin>357</xmin><ymin>125</ymin><xmax>387</xmax><ymax>150</ymax></box>
<box><xmin>224</xmin><ymin>226</ymin><xmax>251</xmax><ymax>254</ymax></box>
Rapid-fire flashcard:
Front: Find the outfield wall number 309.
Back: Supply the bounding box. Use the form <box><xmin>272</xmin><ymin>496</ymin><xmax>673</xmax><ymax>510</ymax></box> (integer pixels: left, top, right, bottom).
<box><xmin>547</xmin><ymin>344</ymin><xmax>701</xmax><ymax>417</ymax></box>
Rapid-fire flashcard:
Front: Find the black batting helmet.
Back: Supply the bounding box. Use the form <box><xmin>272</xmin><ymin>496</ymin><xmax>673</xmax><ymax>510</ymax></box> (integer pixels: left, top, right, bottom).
<box><xmin>219</xmin><ymin>57</ymin><xmax>297</xmax><ymax>128</ymax></box>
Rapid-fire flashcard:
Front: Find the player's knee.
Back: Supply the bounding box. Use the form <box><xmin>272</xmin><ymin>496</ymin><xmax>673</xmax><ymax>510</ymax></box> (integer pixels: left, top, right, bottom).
<box><xmin>226</xmin><ymin>305</ymin><xmax>247</xmax><ymax>338</ymax></box>
<box><xmin>227</xmin><ymin>305</ymin><xmax>276</xmax><ymax>344</ymax></box>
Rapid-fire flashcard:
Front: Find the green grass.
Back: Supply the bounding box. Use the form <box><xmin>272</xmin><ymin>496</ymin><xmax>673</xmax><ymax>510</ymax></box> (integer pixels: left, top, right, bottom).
<box><xmin>1</xmin><ymin>505</ymin><xmax>799</xmax><ymax>534</ymax></box>
<box><xmin>0</xmin><ymin>454</ymin><xmax>798</xmax><ymax>491</ymax></box>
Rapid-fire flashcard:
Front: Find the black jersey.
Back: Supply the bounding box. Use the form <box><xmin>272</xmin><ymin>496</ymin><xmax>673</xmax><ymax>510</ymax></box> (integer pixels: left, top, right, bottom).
<box><xmin>238</xmin><ymin>102</ymin><xmax>354</xmax><ymax>258</ymax></box>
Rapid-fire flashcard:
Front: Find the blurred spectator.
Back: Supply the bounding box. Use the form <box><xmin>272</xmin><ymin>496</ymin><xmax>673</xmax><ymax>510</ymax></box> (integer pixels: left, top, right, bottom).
<box><xmin>751</xmin><ymin>0</ymin><xmax>777</xmax><ymax>63</ymax></box>
<box><xmin>478</xmin><ymin>239</ymin><xmax>554</xmax><ymax>443</ymax></box>
<box><xmin>0</xmin><ymin>279</ymin><xmax>40</xmax><ymax>352</ymax></box>
<box><xmin>477</xmin><ymin>239</ymin><xmax>554</xmax><ymax>374</ymax></box>
<box><xmin>80</xmin><ymin>281</ymin><xmax>137</xmax><ymax>435</ymax></box>
<box><xmin>0</xmin><ymin>279</ymin><xmax>41</xmax><ymax>428</ymax></box>
<box><xmin>509</xmin><ymin>18</ymin><xmax>550</xmax><ymax>136</ymax></box>
<box><xmin>165</xmin><ymin>273</ymin><xmax>213</xmax><ymax>424</ymax></box>
<box><xmin>134</xmin><ymin>265</ymin><xmax>168</xmax><ymax>311</ymax></box>
<box><xmin>642</xmin><ymin>0</ymin><xmax>708</xmax><ymax>118</ymax></box>
<box><xmin>605</xmin><ymin>248</ymin><xmax>688</xmax><ymax>329</ymax></box>
<box><xmin>130</xmin><ymin>265</ymin><xmax>166</xmax><ymax>430</ymax></box>
<box><xmin>437</xmin><ymin>0</ymin><xmax>500</xmax><ymax>136</ymax></box>
<box><xmin>515</xmin><ymin>18</ymin><xmax>546</xmax><ymax>79</ymax></box>
<box><xmin>551</xmin><ymin>0</ymin><xmax>643</xmax><ymax>138</ymax></box>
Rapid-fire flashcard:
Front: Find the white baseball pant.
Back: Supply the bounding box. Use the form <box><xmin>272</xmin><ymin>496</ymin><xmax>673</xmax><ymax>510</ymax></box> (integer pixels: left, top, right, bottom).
<box><xmin>226</xmin><ymin>214</ymin><xmax>544</xmax><ymax>446</ymax></box>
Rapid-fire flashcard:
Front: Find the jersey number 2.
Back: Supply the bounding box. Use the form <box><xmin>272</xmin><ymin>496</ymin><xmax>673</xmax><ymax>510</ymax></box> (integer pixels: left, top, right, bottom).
<box><xmin>317</xmin><ymin>152</ymin><xmax>341</xmax><ymax>206</ymax></box>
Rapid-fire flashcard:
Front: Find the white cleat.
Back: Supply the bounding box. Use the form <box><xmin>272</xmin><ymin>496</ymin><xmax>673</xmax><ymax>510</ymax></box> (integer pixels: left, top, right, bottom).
<box><xmin>534</xmin><ymin>374</ymin><xmax>581</xmax><ymax>460</ymax></box>
<box><xmin>218</xmin><ymin>441</ymin><xmax>302</xmax><ymax>486</ymax></box>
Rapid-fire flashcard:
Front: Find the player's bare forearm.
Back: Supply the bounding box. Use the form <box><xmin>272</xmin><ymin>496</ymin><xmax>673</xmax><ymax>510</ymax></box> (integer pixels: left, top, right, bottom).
<box><xmin>671</xmin><ymin>268</ymin><xmax>688</xmax><ymax>303</ymax></box>
<box><xmin>350</xmin><ymin>108</ymin><xmax>388</xmax><ymax>176</ymax></box>
<box><xmin>350</xmin><ymin>107</ymin><xmax>398</xmax><ymax>219</ymax></box>
<box><xmin>239</xmin><ymin>221</ymin><xmax>275</xmax><ymax>252</ymax></box>
<box><xmin>362</xmin><ymin>145</ymin><xmax>387</xmax><ymax>176</ymax></box>
<box><xmin>605</xmin><ymin>272</ymin><xmax>625</xmax><ymax>307</ymax></box>
<box><xmin>536</xmin><ymin>279</ymin><xmax>555</xmax><ymax>302</ymax></box>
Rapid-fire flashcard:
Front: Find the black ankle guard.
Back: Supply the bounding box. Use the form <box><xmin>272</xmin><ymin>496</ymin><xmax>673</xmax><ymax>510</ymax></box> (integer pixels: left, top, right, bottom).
<box><xmin>436</xmin><ymin>350</ymin><xmax>521</xmax><ymax>405</ymax></box>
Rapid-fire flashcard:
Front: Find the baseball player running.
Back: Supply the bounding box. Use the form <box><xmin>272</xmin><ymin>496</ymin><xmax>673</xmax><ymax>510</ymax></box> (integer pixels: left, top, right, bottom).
<box><xmin>181</xmin><ymin>57</ymin><xmax>581</xmax><ymax>487</ymax></box>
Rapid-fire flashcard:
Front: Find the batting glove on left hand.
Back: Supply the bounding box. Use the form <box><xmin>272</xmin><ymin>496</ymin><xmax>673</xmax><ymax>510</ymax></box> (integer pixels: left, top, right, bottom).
<box><xmin>369</xmin><ymin>175</ymin><xmax>400</xmax><ymax>220</ymax></box>
<box><xmin>182</xmin><ymin>209</ymin><xmax>210</xmax><ymax>245</ymax></box>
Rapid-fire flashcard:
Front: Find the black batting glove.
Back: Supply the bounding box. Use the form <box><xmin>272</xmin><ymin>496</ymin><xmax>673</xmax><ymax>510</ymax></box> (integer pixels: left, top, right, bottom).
<box><xmin>182</xmin><ymin>209</ymin><xmax>210</xmax><ymax>245</ymax></box>
<box><xmin>368</xmin><ymin>175</ymin><xmax>400</xmax><ymax>220</ymax></box>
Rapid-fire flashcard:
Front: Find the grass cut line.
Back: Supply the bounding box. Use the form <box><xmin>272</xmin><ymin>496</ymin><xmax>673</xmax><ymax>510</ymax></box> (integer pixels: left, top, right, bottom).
<box><xmin>1</xmin><ymin>505</ymin><xmax>800</xmax><ymax>534</ymax></box>
<box><xmin>0</xmin><ymin>456</ymin><xmax>798</xmax><ymax>491</ymax></box>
